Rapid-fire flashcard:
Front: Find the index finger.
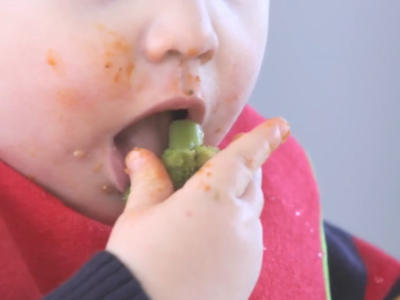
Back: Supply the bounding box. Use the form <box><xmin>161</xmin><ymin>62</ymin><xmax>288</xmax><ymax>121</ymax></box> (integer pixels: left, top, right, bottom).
<box><xmin>200</xmin><ymin>117</ymin><xmax>290</xmax><ymax>197</ymax></box>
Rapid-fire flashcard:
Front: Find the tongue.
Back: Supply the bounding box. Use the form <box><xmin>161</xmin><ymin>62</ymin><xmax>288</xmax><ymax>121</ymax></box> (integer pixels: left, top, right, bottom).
<box><xmin>114</xmin><ymin>111</ymin><xmax>173</xmax><ymax>159</ymax></box>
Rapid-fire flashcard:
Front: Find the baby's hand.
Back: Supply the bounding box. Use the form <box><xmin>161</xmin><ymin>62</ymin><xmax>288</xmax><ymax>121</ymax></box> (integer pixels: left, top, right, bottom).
<box><xmin>106</xmin><ymin>117</ymin><xmax>290</xmax><ymax>300</ymax></box>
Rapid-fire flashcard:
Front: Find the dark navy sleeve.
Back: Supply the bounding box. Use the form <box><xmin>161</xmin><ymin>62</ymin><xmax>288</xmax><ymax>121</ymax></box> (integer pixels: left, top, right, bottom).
<box><xmin>43</xmin><ymin>251</ymin><xmax>150</xmax><ymax>300</ymax></box>
<box><xmin>324</xmin><ymin>221</ymin><xmax>367</xmax><ymax>300</ymax></box>
<box><xmin>324</xmin><ymin>221</ymin><xmax>400</xmax><ymax>300</ymax></box>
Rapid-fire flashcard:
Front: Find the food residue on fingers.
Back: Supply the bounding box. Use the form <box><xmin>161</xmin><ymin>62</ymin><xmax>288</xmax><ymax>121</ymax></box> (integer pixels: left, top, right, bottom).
<box><xmin>232</xmin><ymin>133</ymin><xmax>245</xmax><ymax>142</ymax></box>
<box><xmin>245</xmin><ymin>158</ymin><xmax>254</xmax><ymax>169</ymax></box>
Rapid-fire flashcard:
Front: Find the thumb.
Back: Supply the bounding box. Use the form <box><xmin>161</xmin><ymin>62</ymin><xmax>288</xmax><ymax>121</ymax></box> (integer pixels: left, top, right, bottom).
<box><xmin>123</xmin><ymin>147</ymin><xmax>174</xmax><ymax>212</ymax></box>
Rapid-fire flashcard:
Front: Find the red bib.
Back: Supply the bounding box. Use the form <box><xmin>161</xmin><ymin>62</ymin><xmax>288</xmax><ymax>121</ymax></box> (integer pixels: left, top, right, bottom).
<box><xmin>0</xmin><ymin>105</ymin><xmax>327</xmax><ymax>299</ymax></box>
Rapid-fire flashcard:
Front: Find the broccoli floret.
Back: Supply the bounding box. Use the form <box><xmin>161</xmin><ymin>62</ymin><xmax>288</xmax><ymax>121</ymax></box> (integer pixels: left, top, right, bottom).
<box><xmin>122</xmin><ymin>120</ymin><xmax>219</xmax><ymax>201</ymax></box>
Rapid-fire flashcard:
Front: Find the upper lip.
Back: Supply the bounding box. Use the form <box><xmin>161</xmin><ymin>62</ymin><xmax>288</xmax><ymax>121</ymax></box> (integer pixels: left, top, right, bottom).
<box><xmin>108</xmin><ymin>96</ymin><xmax>206</xmax><ymax>193</ymax></box>
<box><xmin>124</xmin><ymin>96</ymin><xmax>206</xmax><ymax>128</ymax></box>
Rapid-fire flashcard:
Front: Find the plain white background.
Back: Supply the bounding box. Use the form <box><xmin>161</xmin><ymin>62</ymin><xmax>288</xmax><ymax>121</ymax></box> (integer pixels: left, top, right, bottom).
<box><xmin>250</xmin><ymin>0</ymin><xmax>399</xmax><ymax>259</ymax></box>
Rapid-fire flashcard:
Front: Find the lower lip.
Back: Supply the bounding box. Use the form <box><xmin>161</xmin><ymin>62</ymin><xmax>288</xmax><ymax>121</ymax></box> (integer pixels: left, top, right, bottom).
<box><xmin>107</xmin><ymin>144</ymin><xmax>130</xmax><ymax>193</ymax></box>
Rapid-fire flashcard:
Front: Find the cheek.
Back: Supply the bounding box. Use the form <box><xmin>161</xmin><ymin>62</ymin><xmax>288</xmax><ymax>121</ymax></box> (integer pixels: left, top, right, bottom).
<box><xmin>204</xmin><ymin>28</ymin><xmax>266</xmax><ymax>145</ymax></box>
<box><xmin>48</xmin><ymin>23</ymin><xmax>137</xmax><ymax>112</ymax></box>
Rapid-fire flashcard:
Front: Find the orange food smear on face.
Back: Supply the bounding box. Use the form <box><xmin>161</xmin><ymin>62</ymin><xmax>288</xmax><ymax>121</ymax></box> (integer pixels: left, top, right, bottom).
<box><xmin>126</xmin><ymin>63</ymin><xmax>135</xmax><ymax>77</ymax></box>
<box><xmin>112</xmin><ymin>40</ymin><xmax>130</xmax><ymax>53</ymax></box>
<box><xmin>171</xmin><ymin>78</ymin><xmax>180</xmax><ymax>93</ymax></box>
<box><xmin>215</xmin><ymin>128</ymin><xmax>222</xmax><ymax>134</ymax></box>
<box><xmin>195</xmin><ymin>75</ymin><xmax>201</xmax><ymax>83</ymax></box>
<box><xmin>48</xmin><ymin>57</ymin><xmax>56</xmax><ymax>66</ymax></box>
<box><xmin>184</xmin><ymin>89</ymin><xmax>194</xmax><ymax>96</ymax></box>
<box><xmin>186</xmin><ymin>48</ymin><xmax>199</xmax><ymax>56</ymax></box>
<box><xmin>206</xmin><ymin>171</ymin><xmax>212</xmax><ymax>177</ymax></box>
<box><xmin>56</xmin><ymin>90</ymin><xmax>80</xmax><ymax>109</ymax></box>
<box><xmin>46</xmin><ymin>49</ymin><xmax>58</xmax><ymax>67</ymax></box>
<box><xmin>97</xmin><ymin>24</ymin><xmax>134</xmax><ymax>87</ymax></box>
<box><xmin>114</xmin><ymin>68</ymin><xmax>123</xmax><ymax>83</ymax></box>
<box><xmin>187</xmin><ymin>73</ymin><xmax>194</xmax><ymax>82</ymax></box>
<box><xmin>204</xmin><ymin>185</ymin><xmax>211</xmax><ymax>191</ymax></box>
<box><xmin>200</xmin><ymin>51</ymin><xmax>213</xmax><ymax>64</ymax></box>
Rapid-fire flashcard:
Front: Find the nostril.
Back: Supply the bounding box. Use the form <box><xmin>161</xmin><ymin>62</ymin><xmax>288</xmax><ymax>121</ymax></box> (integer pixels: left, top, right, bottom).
<box><xmin>199</xmin><ymin>50</ymin><xmax>214</xmax><ymax>64</ymax></box>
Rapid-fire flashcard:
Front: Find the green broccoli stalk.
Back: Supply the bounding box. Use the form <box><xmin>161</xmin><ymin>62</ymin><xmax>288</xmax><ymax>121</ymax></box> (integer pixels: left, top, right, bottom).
<box><xmin>122</xmin><ymin>120</ymin><xmax>219</xmax><ymax>201</ymax></box>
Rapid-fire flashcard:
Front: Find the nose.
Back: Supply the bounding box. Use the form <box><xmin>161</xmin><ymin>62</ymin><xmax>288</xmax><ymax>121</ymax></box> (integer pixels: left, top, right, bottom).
<box><xmin>143</xmin><ymin>0</ymin><xmax>218</xmax><ymax>63</ymax></box>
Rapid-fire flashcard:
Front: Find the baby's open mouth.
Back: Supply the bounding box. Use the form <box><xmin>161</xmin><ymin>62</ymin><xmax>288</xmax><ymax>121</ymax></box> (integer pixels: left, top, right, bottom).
<box><xmin>108</xmin><ymin>109</ymin><xmax>189</xmax><ymax>193</ymax></box>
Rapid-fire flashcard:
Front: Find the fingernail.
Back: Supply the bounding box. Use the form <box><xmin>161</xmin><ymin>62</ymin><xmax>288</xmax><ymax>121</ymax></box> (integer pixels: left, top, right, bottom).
<box><xmin>126</xmin><ymin>147</ymin><xmax>146</xmax><ymax>172</ymax></box>
<box><xmin>277</xmin><ymin>118</ymin><xmax>291</xmax><ymax>142</ymax></box>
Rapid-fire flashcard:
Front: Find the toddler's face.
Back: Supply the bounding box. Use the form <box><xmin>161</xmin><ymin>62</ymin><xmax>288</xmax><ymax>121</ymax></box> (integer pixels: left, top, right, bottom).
<box><xmin>0</xmin><ymin>0</ymin><xmax>269</xmax><ymax>224</ymax></box>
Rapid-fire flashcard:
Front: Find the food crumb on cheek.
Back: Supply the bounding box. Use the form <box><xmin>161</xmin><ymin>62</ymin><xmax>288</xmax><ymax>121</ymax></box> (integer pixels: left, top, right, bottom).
<box><xmin>46</xmin><ymin>49</ymin><xmax>65</xmax><ymax>75</ymax></box>
<box><xmin>47</xmin><ymin>49</ymin><xmax>57</xmax><ymax>67</ymax></box>
<box><xmin>204</xmin><ymin>185</ymin><xmax>211</xmax><ymax>191</ymax></box>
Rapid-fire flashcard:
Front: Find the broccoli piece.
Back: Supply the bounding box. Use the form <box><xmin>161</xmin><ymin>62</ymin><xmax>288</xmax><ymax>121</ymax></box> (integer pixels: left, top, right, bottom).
<box><xmin>162</xmin><ymin>120</ymin><xmax>219</xmax><ymax>189</ymax></box>
<box><xmin>122</xmin><ymin>120</ymin><xmax>219</xmax><ymax>201</ymax></box>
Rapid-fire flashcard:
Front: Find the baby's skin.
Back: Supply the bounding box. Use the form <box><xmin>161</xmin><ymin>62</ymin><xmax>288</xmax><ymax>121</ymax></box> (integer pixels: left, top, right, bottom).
<box><xmin>0</xmin><ymin>0</ymin><xmax>293</xmax><ymax>298</ymax></box>
<box><xmin>0</xmin><ymin>0</ymin><xmax>269</xmax><ymax>224</ymax></box>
